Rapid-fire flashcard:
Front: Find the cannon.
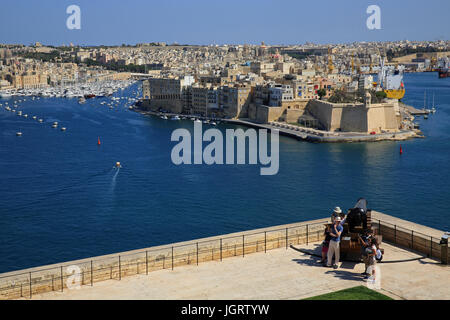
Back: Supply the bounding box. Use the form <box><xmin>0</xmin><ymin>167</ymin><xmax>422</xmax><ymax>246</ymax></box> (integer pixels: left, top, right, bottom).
<box><xmin>346</xmin><ymin>198</ymin><xmax>369</xmax><ymax>233</ymax></box>
<box><xmin>325</xmin><ymin>198</ymin><xmax>382</xmax><ymax>261</ymax></box>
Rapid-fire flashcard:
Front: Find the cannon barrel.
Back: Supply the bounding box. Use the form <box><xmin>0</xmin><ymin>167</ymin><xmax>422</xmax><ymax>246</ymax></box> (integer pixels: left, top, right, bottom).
<box><xmin>346</xmin><ymin>198</ymin><xmax>368</xmax><ymax>232</ymax></box>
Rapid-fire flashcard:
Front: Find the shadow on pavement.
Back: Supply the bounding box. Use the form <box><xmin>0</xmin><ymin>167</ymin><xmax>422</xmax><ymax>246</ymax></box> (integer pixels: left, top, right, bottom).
<box><xmin>324</xmin><ymin>269</ymin><xmax>365</xmax><ymax>282</ymax></box>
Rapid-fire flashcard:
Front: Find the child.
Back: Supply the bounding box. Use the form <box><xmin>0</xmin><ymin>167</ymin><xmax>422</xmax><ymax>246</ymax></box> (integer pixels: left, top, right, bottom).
<box><xmin>364</xmin><ymin>238</ymin><xmax>378</xmax><ymax>283</ymax></box>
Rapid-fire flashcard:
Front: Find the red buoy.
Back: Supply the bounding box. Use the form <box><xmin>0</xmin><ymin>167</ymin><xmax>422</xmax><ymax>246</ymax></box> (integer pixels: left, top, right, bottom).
<box><xmin>399</xmin><ymin>145</ymin><xmax>403</xmax><ymax>155</ymax></box>
<box><xmin>97</xmin><ymin>137</ymin><xmax>101</xmax><ymax>146</ymax></box>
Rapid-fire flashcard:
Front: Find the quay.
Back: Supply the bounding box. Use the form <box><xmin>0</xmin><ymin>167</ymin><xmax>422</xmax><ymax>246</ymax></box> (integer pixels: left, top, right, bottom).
<box><xmin>403</xmin><ymin>104</ymin><xmax>430</xmax><ymax>115</ymax></box>
<box><xmin>227</xmin><ymin>119</ymin><xmax>421</xmax><ymax>143</ymax></box>
<box><xmin>135</xmin><ymin>109</ymin><xmax>422</xmax><ymax>143</ymax></box>
<box><xmin>0</xmin><ymin>211</ymin><xmax>448</xmax><ymax>300</ymax></box>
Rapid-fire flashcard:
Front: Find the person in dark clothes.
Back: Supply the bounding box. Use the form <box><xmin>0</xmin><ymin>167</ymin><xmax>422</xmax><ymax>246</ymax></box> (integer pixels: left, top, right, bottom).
<box><xmin>321</xmin><ymin>225</ymin><xmax>331</xmax><ymax>264</ymax></box>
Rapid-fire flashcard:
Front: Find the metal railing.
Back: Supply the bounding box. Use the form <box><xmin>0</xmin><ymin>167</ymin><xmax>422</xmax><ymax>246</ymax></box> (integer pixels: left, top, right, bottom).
<box><xmin>0</xmin><ymin>220</ymin><xmax>328</xmax><ymax>300</ymax></box>
<box><xmin>1</xmin><ymin>218</ymin><xmax>446</xmax><ymax>300</ymax></box>
<box><xmin>373</xmin><ymin>219</ymin><xmax>447</xmax><ymax>261</ymax></box>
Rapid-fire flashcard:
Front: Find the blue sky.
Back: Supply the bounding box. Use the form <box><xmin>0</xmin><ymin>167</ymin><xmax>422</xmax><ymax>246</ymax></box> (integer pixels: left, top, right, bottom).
<box><xmin>0</xmin><ymin>0</ymin><xmax>449</xmax><ymax>46</ymax></box>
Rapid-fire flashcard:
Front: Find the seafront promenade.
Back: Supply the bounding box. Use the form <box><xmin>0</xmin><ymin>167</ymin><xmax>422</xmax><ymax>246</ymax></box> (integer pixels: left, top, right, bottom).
<box><xmin>229</xmin><ymin>119</ymin><xmax>420</xmax><ymax>143</ymax></box>
<box><xmin>0</xmin><ymin>211</ymin><xmax>448</xmax><ymax>300</ymax></box>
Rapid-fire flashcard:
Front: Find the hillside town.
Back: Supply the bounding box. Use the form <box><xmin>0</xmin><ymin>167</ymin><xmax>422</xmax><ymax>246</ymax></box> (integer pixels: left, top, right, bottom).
<box><xmin>1</xmin><ymin>40</ymin><xmax>449</xmax><ymax>141</ymax></box>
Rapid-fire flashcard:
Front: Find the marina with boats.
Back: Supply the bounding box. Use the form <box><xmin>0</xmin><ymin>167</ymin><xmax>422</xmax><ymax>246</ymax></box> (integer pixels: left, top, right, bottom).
<box><xmin>0</xmin><ymin>79</ymin><xmax>137</xmax><ymax>100</ymax></box>
<box><xmin>0</xmin><ymin>79</ymin><xmax>141</xmax><ymax>137</ymax></box>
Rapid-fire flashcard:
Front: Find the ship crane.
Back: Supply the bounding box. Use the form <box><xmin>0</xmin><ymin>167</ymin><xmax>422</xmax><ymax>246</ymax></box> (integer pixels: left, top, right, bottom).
<box><xmin>351</xmin><ymin>54</ymin><xmax>355</xmax><ymax>74</ymax></box>
<box><xmin>357</xmin><ymin>57</ymin><xmax>362</xmax><ymax>74</ymax></box>
<box><xmin>328</xmin><ymin>47</ymin><xmax>334</xmax><ymax>74</ymax></box>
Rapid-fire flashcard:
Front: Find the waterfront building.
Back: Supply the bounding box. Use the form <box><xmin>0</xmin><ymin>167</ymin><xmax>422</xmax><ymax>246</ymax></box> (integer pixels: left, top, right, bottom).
<box><xmin>12</xmin><ymin>72</ymin><xmax>48</xmax><ymax>89</ymax></box>
<box><xmin>191</xmin><ymin>85</ymin><xmax>219</xmax><ymax>116</ymax></box>
<box><xmin>142</xmin><ymin>76</ymin><xmax>195</xmax><ymax>113</ymax></box>
<box><xmin>219</xmin><ymin>84</ymin><xmax>252</xmax><ymax>118</ymax></box>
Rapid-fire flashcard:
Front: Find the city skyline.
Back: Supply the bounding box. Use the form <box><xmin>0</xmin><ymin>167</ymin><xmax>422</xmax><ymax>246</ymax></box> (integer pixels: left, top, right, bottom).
<box><xmin>1</xmin><ymin>0</ymin><xmax>449</xmax><ymax>46</ymax></box>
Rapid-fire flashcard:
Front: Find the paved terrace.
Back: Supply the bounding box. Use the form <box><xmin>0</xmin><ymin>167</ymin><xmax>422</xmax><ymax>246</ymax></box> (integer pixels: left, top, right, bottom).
<box><xmin>30</xmin><ymin>243</ymin><xmax>449</xmax><ymax>300</ymax></box>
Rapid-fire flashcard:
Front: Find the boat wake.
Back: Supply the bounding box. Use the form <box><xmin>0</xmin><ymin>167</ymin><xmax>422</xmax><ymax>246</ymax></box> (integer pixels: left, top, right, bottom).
<box><xmin>111</xmin><ymin>167</ymin><xmax>120</xmax><ymax>192</ymax></box>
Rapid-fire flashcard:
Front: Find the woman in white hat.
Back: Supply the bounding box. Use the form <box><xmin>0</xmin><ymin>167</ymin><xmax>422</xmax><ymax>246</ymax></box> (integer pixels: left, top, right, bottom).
<box><xmin>331</xmin><ymin>207</ymin><xmax>342</xmax><ymax>223</ymax></box>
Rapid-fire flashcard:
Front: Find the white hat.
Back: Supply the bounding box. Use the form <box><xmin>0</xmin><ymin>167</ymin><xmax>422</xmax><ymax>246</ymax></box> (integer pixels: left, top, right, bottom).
<box><xmin>333</xmin><ymin>207</ymin><xmax>342</xmax><ymax>214</ymax></box>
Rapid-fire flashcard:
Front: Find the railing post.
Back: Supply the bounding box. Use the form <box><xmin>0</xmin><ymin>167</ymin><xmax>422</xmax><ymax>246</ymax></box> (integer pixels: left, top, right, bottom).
<box><xmin>285</xmin><ymin>228</ymin><xmax>288</xmax><ymax>249</ymax></box>
<box><xmin>196</xmin><ymin>242</ymin><xmax>199</xmax><ymax>265</ymax></box>
<box><xmin>146</xmin><ymin>251</ymin><xmax>148</xmax><ymax>275</ymax></box>
<box><xmin>379</xmin><ymin>220</ymin><xmax>381</xmax><ymax>235</ymax></box>
<box><xmin>60</xmin><ymin>266</ymin><xmax>63</xmax><ymax>292</ymax></box>
<box><xmin>411</xmin><ymin>231</ymin><xmax>414</xmax><ymax>249</ymax></box>
<box><xmin>220</xmin><ymin>239</ymin><xmax>222</xmax><ymax>261</ymax></box>
<box><xmin>430</xmin><ymin>237</ymin><xmax>433</xmax><ymax>258</ymax></box>
<box><xmin>242</xmin><ymin>235</ymin><xmax>245</xmax><ymax>257</ymax></box>
<box><xmin>119</xmin><ymin>256</ymin><xmax>121</xmax><ymax>280</ymax></box>
<box><xmin>171</xmin><ymin>247</ymin><xmax>174</xmax><ymax>270</ymax></box>
<box><xmin>264</xmin><ymin>231</ymin><xmax>267</xmax><ymax>253</ymax></box>
<box><xmin>91</xmin><ymin>260</ymin><xmax>93</xmax><ymax>286</ymax></box>
<box><xmin>29</xmin><ymin>272</ymin><xmax>32</xmax><ymax>299</ymax></box>
<box><xmin>394</xmin><ymin>225</ymin><xmax>397</xmax><ymax>244</ymax></box>
<box><xmin>306</xmin><ymin>225</ymin><xmax>309</xmax><ymax>245</ymax></box>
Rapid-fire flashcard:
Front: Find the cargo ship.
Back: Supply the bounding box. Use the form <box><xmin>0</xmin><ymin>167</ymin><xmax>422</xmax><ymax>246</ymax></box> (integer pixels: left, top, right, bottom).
<box><xmin>438</xmin><ymin>57</ymin><xmax>450</xmax><ymax>78</ymax></box>
<box><xmin>374</xmin><ymin>58</ymin><xmax>405</xmax><ymax>100</ymax></box>
<box><xmin>439</xmin><ymin>69</ymin><xmax>450</xmax><ymax>78</ymax></box>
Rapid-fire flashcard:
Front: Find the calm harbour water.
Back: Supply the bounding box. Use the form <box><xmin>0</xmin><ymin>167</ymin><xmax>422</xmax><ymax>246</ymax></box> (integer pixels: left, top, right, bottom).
<box><xmin>0</xmin><ymin>72</ymin><xmax>449</xmax><ymax>273</ymax></box>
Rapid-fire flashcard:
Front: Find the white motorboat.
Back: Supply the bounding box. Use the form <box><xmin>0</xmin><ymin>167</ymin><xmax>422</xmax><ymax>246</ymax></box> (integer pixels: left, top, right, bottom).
<box><xmin>431</xmin><ymin>93</ymin><xmax>436</xmax><ymax>113</ymax></box>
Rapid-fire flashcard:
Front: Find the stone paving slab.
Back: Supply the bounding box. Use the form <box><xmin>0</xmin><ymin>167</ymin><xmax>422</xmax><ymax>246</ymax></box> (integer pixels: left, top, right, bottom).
<box><xmin>29</xmin><ymin>242</ymin><xmax>450</xmax><ymax>300</ymax></box>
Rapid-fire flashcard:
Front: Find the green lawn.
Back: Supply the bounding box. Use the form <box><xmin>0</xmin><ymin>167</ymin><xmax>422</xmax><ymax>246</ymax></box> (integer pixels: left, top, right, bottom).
<box><xmin>303</xmin><ymin>286</ymin><xmax>393</xmax><ymax>300</ymax></box>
